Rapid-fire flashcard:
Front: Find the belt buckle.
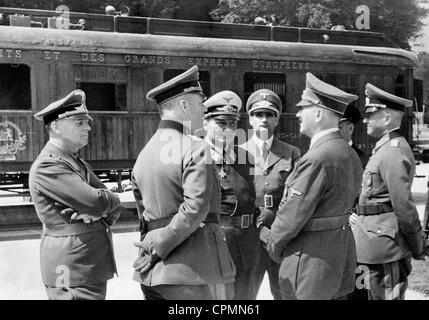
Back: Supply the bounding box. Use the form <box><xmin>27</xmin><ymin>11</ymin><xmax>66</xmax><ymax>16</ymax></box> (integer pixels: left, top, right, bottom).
<box><xmin>264</xmin><ymin>195</ymin><xmax>273</xmax><ymax>208</ymax></box>
<box><xmin>241</xmin><ymin>214</ymin><xmax>251</xmax><ymax>229</ymax></box>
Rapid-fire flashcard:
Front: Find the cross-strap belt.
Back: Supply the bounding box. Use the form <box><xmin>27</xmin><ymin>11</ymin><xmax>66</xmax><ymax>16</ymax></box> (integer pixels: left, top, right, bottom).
<box><xmin>145</xmin><ymin>213</ymin><xmax>220</xmax><ymax>232</ymax></box>
<box><xmin>302</xmin><ymin>214</ymin><xmax>349</xmax><ymax>232</ymax></box>
<box><xmin>43</xmin><ymin>220</ymin><xmax>107</xmax><ymax>236</ymax></box>
<box><xmin>358</xmin><ymin>202</ymin><xmax>393</xmax><ymax>216</ymax></box>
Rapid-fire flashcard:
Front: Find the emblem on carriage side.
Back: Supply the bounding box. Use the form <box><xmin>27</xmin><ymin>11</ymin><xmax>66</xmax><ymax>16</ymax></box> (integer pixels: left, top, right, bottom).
<box><xmin>0</xmin><ymin>120</ymin><xmax>27</xmax><ymax>161</ymax></box>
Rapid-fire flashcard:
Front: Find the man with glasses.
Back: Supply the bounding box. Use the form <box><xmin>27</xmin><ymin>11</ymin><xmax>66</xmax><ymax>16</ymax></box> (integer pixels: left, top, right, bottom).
<box><xmin>242</xmin><ymin>89</ymin><xmax>300</xmax><ymax>300</ymax></box>
<box><xmin>349</xmin><ymin>83</ymin><xmax>425</xmax><ymax>300</ymax></box>
<box><xmin>29</xmin><ymin>89</ymin><xmax>123</xmax><ymax>300</ymax></box>
<box><xmin>258</xmin><ymin>73</ymin><xmax>362</xmax><ymax>299</ymax></box>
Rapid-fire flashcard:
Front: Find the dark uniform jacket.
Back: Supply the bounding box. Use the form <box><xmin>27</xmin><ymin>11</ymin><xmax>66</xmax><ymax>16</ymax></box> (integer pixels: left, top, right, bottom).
<box><xmin>353</xmin><ymin>130</ymin><xmax>424</xmax><ymax>264</ymax></box>
<box><xmin>209</xmin><ymin>144</ymin><xmax>260</xmax><ymax>299</ymax></box>
<box><xmin>267</xmin><ymin>131</ymin><xmax>362</xmax><ymax>299</ymax></box>
<box><xmin>351</xmin><ymin>143</ymin><xmax>369</xmax><ymax>169</ymax></box>
<box><xmin>131</xmin><ymin>120</ymin><xmax>235</xmax><ymax>286</ymax></box>
<box><xmin>242</xmin><ymin>137</ymin><xmax>301</xmax><ymax>227</ymax></box>
<box><xmin>29</xmin><ymin>142</ymin><xmax>121</xmax><ymax>287</ymax></box>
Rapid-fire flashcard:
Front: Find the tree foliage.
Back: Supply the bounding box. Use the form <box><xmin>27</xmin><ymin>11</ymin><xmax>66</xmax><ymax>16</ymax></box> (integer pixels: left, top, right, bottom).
<box><xmin>0</xmin><ymin>0</ymin><xmax>427</xmax><ymax>48</ymax></box>
<box><xmin>210</xmin><ymin>0</ymin><xmax>429</xmax><ymax>49</ymax></box>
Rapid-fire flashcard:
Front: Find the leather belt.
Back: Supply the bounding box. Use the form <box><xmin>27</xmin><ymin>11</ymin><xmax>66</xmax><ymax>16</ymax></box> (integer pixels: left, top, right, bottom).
<box><xmin>43</xmin><ymin>220</ymin><xmax>107</xmax><ymax>236</ymax></box>
<box><xmin>358</xmin><ymin>203</ymin><xmax>393</xmax><ymax>216</ymax></box>
<box><xmin>302</xmin><ymin>215</ymin><xmax>349</xmax><ymax>232</ymax></box>
<box><xmin>220</xmin><ymin>214</ymin><xmax>254</xmax><ymax>229</ymax></box>
<box><xmin>146</xmin><ymin>213</ymin><xmax>219</xmax><ymax>232</ymax></box>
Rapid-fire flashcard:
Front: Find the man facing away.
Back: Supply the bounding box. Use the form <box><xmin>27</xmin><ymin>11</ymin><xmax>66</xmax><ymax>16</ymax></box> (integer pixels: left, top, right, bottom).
<box><xmin>338</xmin><ymin>104</ymin><xmax>369</xmax><ymax>168</ymax></box>
<box><xmin>350</xmin><ymin>83</ymin><xmax>425</xmax><ymax>300</ymax></box>
<box><xmin>241</xmin><ymin>89</ymin><xmax>301</xmax><ymax>300</ymax></box>
<box><xmin>131</xmin><ymin>66</ymin><xmax>235</xmax><ymax>300</ymax></box>
<box><xmin>29</xmin><ymin>89</ymin><xmax>122</xmax><ymax>300</ymax></box>
<box><xmin>259</xmin><ymin>72</ymin><xmax>363</xmax><ymax>300</ymax></box>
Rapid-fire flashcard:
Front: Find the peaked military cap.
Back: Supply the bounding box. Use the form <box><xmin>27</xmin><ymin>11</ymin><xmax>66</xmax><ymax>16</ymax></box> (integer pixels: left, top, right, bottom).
<box><xmin>246</xmin><ymin>89</ymin><xmax>282</xmax><ymax>115</ymax></box>
<box><xmin>204</xmin><ymin>90</ymin><xmax>242</xmax><ymax>119</ymax></box>
<box><xmin>146</xmin><ymin>65</ymin><xmax>203</xmax><ymax>105</ymax></box>
<box><xmin>365</xmin><ymin>83</ymin><xmax>412</xmax><ymax>114</ymax></box>
<box><xmin>340</xmin><ymin>105</ymin><xmax>361</xmax><ymax>124</ymax></box>
<box><xmin>296</xmin><ymin>73</ymin><xmax>358</xmax><ymax>115</ymax></box>
<box><xmin>34</xmin><ymin>89</ymin><xmax>92</xmax><ymax>126</ymax></box>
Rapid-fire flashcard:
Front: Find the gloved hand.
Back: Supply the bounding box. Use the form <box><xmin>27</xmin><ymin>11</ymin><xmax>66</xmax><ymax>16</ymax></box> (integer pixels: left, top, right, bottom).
<box><xmin>133</xmin><ymin>241</ymin><xmax>161</xmax><ymax>273</ymax></box>
<box><xmin>257</xmin><ymin>208</ymin><xmax>276</xmax><ymax>229</ymax></box>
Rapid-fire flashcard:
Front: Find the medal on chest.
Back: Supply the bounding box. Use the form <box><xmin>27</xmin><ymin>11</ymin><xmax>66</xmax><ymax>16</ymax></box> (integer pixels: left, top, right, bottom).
<box><xmin>218</xmin><ymin>167</ymin><xmax>227</xmax><ymax>179</ymax></box>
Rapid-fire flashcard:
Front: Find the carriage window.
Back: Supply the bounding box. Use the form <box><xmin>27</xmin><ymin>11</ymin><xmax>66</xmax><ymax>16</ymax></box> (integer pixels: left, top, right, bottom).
<box><xmin>76</xmin><ymin>82</ymin><xmax>127</xmax><ymax>111</ymax></box>
<box><xmin>244</xmin><ymin>73</ymin><xmax>286</xmax><ymax>112</ymax></box>
<box><xmin>0</xmin><ymin>64</ymin><xmax>31</xmax><ymax>110</ymax></box>
<box><xmin>164</xmin><ymin>69</ymin><xmax>211</xmax><ymax>97</ymax></box>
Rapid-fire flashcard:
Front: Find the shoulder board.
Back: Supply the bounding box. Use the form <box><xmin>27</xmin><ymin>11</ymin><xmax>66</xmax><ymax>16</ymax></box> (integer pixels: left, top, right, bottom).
<box><xmin>48</xmin><ymin>153</ymin><xmax>63</xmax><ymax>160</ymax></box>
<box><xmin>390</xmin><ymin>140</ymin><xmax>399</xmax><ymax>147</ymax></box>
<box><xmin>190</xmin><ymin>135</ymin><xmax>202</xmax><ymax>142</ymax></box>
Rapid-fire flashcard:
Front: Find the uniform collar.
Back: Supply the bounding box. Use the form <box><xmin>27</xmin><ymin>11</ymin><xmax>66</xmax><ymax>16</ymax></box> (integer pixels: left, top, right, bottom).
<box><xmin>373</xmin><ymin>127</ymin><xmax>401</xmax><ymax>153</ymax></box>
<box><xmin>158</xmin><ymin>119</ymin><xmax>189</xmax><ymax>135</ymax></box>
<box><xmin>310</xmin><ymin>128</ymin><xmax>339</xmax><ymax>149</ymax></box>
<box><xmin>204</xmin><ymin>138</ymin><xmax>236</xmax><ymax>164</ymax></box>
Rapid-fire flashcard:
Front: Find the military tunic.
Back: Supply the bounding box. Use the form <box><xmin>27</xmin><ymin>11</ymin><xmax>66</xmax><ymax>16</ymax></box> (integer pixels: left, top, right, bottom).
<box><xmin>266</xmin><ymin>131</ymin><xmax>362</xmax><ymax>300</ymax></box>
<box><xmin>354</xmin><ymin>130</ymin><xmax>423</xmax><ymax>264</ymax></box>
<box><xmin>131</xmin><ymin>120</ymin><xmax>235</xmax><ymax>298</ymax></box>
<box><xmin>242</xmin><ymin>136</ymin><xmax>300</xmax><ymax>300</ymax></box>
<box><xmin>208</xmin><ymin>143</ymin><xmax>261</xmax><ymax>300</ymax></box>
<box><xmin>29</xmin><ymin>142</ymin><xmax>121</xmax><ymax>290</ymax></box>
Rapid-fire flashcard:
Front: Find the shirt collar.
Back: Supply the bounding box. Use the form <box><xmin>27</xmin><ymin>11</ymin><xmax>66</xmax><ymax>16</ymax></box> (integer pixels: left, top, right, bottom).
<box><xmin>252</xmin><ymin>134</ymin><xmax>274</xmax><ymax>151</ymax></box>
<box><xmin>310</xmin><ymin>128</ymin><xmax>339</xmax><ymax>149</ymax></box>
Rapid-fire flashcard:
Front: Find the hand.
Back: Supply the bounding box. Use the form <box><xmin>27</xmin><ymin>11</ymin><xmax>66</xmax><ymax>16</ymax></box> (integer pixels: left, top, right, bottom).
<box><xmin>56</xmin><ymin>203</ymin><xmax>102</xmax><ymax>224</ymax></box>
<box><xmin>413</xmin><ymin>253</ymin><xmax>426</xmax><ymax>261</ymax></box>
<box><xmin>133</xmin><ymin>241</ymin><xmax>160</xmax><ymax>273</ymax></box>
<box><xmin>349</xmin><ymin>213</ymin><xmax>358</xmax><ymax>228</ymax></box>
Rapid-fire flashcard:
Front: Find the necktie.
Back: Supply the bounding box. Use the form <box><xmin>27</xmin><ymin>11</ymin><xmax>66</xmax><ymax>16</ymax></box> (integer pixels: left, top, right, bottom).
<box><xmin>262</xmin><ymin>142</ymin><xmax>269</xmax><ymax>163</ymax></box>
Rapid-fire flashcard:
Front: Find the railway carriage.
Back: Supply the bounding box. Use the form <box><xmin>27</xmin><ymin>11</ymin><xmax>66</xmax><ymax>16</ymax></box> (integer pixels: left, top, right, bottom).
<box><xmin>0</xmin><ymin>6</ymin><xmax>420</xmax><ymax>183</ymax></box>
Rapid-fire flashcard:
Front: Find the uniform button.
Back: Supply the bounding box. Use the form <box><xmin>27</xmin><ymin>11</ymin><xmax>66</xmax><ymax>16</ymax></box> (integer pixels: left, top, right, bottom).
<box><xmin>265</xmin><ymin>182</ymin><xmax>269</xmax><ymax>186</ymax></box>
<box><xmin>377</xmin><ymin>229</ymin><xmax>382</xmax><ymax>235</ymax></box>
<box><xmin>263</xmin><ymin>171</ymin><xmax>267</xmax><ymax>175</ymax></box>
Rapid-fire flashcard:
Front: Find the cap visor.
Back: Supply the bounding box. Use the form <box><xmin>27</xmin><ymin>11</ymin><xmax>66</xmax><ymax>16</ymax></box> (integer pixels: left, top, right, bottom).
<box><xmin>296</xmin><ymin>99</ymin><xmax>313</xmax><ymax>107</ymax></box>
<box><xmin>249</xmin><ymin>106</ymin><xmax>279</xmax><ymax>115</ymax></box>
<box><xmin>205</xmin><ymin>112</ymin><xmax>239</xmax><ymax>120</ymax></box>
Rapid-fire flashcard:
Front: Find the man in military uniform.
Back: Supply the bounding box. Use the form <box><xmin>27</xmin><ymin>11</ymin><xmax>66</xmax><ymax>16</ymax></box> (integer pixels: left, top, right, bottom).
<box><xmin>29</xmin><ymin>90</ymin><xmax>122</xmax><ymax>300</ymax></box>
<box><xmin>131</xmin><ymin>66</ymin><xmax>235</xmax><ymax>300</ymax></box>
<box><xmin>338</xmin><ymin>104</ymin><xmax>369</xmax><ymax>168</ymax></box>
<box><xmin>259</xmin><ymin>73</ymin><xmax>362</xmax><ymax>300</ymax></box>
<box><xmin>203</xmin><ymin>90</ymin><xmax>261</xmax><ymax>299</ymax></box>
<box><xmin>241</xmin><ymin>89</ymin><xmax>300</xmax><ymax>300</ymax></box>
<box><xmin>350</xmin><ymin>83</ymin><xmax>425</xmax><ymax>300</ymax></box>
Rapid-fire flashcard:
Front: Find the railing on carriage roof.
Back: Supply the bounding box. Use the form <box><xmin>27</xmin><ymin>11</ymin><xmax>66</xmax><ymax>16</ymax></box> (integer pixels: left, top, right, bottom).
<box><xmin>0</xmin><ymin>6</ymin><xmax>398</xmax><ymax>48</ymax></box>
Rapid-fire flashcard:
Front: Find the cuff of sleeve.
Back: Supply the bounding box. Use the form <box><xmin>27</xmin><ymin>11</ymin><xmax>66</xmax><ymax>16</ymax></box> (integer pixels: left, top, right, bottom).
<box><xmin>267</xmin><ymin>241</ymin><xmax>283</xmax><ymax>263</ymax></box>
<box><xmin>403</xmin><ymin>227</ymin><xmax>424</xmax><ymax>257</ymax></box>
